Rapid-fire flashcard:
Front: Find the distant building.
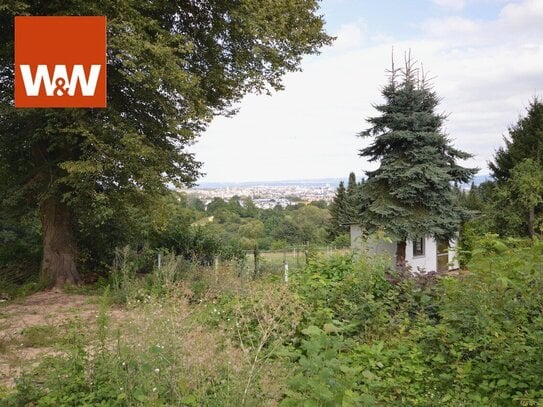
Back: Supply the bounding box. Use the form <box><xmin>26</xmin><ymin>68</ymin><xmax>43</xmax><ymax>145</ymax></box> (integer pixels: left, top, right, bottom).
<box><xmin>349</xmin><ymin>224</ymin><xmax>459</xmax><ymax>273</ymax></box>
<box><xmin>253</xmin><ymin>198</ymin><xmax>291</xmax><ymax>209</ymax></box>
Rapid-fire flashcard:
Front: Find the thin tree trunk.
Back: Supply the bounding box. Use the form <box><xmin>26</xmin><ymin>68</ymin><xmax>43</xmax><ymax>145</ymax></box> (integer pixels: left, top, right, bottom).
<box><xmin>528</xmin><ymin>206</ymin><xmax>535</xmax><ymax>237</ymax></box>
<box><xmin>396</xmin><ymin>241</ymin><xmax>406</xmax><ymax>271</ymax></box>
<box><xmin>40</xmin><ymin>197</ymin><xmax>80</xmax><ymax>287</ymax></box>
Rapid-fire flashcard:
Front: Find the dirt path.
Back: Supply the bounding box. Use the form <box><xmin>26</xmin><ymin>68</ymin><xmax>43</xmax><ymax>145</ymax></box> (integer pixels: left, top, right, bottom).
<box><xmin>0</xmin><ymin>290</ymin><xmax>101</xmax><ymax>388</ymax></box>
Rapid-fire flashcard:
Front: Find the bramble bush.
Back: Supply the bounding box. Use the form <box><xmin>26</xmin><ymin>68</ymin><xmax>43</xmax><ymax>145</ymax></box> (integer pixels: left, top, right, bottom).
<box><xmin>283</xmin><ymin>236</ymin><xmax>543</xmax><ymax>405</ymax></box>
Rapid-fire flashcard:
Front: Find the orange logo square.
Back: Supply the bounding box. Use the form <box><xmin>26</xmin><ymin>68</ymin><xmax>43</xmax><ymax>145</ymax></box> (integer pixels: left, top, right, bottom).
<box><xmin>15</xmin><ymin>16</ymin><xmax>106</xmax><ymax>108</ymax></box>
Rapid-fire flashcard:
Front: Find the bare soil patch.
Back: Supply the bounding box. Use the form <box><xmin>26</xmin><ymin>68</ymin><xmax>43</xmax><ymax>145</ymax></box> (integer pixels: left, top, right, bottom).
<box><xmin>0</xmin><ymin>290</ymin><xmax>101</xmax><ymax>388</ymax></box>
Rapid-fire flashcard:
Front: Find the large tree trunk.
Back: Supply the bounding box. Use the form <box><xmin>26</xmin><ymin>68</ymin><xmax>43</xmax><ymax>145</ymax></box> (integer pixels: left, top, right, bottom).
<box><xmin>396</xmin><ymin>241</ymin><xmax>407</xmax><ymax>271</ymax></box>
<box><xmin>40</xmin><ymin>197</ymin><xmax>81</xmax><ymax>287</ymax></box>
<box><xmin>528</xmin><ymin>206</ymin><xmax>535</xmax><ymax>237</ymax></box>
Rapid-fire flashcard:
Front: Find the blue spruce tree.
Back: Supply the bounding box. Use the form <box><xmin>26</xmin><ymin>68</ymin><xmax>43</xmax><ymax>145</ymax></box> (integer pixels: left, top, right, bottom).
<box><xmin>358</xmin><ymin>55</ymin><xmax>477</xmax><ymax>264</ymax></box>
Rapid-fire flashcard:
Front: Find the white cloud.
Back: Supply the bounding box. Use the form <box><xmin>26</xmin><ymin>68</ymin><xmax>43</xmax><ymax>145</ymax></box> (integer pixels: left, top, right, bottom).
<box><xmin>432</xmin><ymin>0</ymin><xmax>467</xmax><ymax>10</ymax></box>
<box><xmin>422</xmin><ymin>16</ymin><xmax>480</xmax><ymax>37</ymax></box>
<box><xmin>403</xmin><ymin>1</ymin><xmax>543</xmax><ymax>170</ymax></box>
<box><xmin>432</xmin><ymin>0</ymin><xmax>517</xmax><ymax>11</ymax></box>
<box><xmin>499</xmin><ymin>0</ymin><xmax>543</xmax><ymax>29</ymax></box>
<box><xmin>422</xmin><ymin>0</ymin><xmax>543</xmax><ymax>44</ymax></box>
<box><xmin>193</xmin><ymin>0</ymin><xmax>543</xmax><ymax>182</ymax></box>
<box><xmin>333</xmin><ymin>21</ymin><xmax>366</xmax><ymax>50</ymax></box>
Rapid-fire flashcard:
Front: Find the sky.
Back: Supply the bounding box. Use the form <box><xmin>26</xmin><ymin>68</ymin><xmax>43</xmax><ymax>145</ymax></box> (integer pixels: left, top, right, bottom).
<box><xmin>192</xmin><ymin>0</ymin><xmax>543</xmax><ymax>183</ymax></box>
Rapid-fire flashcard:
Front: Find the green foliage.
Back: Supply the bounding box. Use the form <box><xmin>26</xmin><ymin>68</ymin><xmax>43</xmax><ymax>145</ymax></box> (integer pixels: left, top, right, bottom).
<box><xmin>200</xmin><ymin>196</ymin><xmax>332</xmax><ymax>250</ymax></box>
<box><xmin>0</xmin><ymin>0</ymin><xmax>332</xmax><ymax>284</ymax></box>
<box><xmin>328</xmin><ymin>173</ymin><xmax>361</xmax><ymax>239</ymax></box>
<box><xmin>282</xmin><ymin>326</ymin><xmax>367</xmax><ymax>406</ymax></box>
<box><xmin>0</xmin><ymin>275</ymin><xmax>47</xmax><ymax>301</ymax></box>
<box><xmin>412</xmin><ymin>238</ymin><xmax>543</xmax><ymax>405</ymax></box>
<box><xmin>3</xmin><ymin>272</ymin><xmax>303</xmax><ymax>406</ymax></box>
<box><xmin>283</xmin><ymin>240</ymin><xmax>543</xmax><ymax>405</ymax></box>
<box><xmin>3</xmin><ymin>302</ymin><xmax>194</xmax><ymax>406</ymax></box>
<box><xmin>509</xmin><ymin>159</ymin><xmax>543</xmax><ymax>210</ymax></box>
<box><xmin>331</xmin><ymin>232</ymin><xmax>350</xmax><ymax>248</ymax></box>
<box><xmin>109</xmin><ymin>247</ymin><xmax>188</xmax><ymax>304</ymax></box>
<box><xmin>508</xmin><ymin>158</ymin><xmax>543</xmax><ymax>236</ymax></box>
<box><xmin>461</xmin><ymin>182</ymin><xmax>520</xmax><ymax>241</ymax></box>
<box><xmin>490</xmin><ymin>97</ymin><xmax>543</xmax><ymax>182</ymax></box>
<box><xmin>358</xmin><ymin>57</ymin><xmax>477</xmax><ymax>240</ymax></box>
<box><xmin>0</xmin><ymin>210</ymin><xmax>41</xmax><ymax>287</ymax></box>
<box><xmin>461</xmin><ymin>159</ymin><xmax>543</xmax><ymax>239</ymax></box>
<box><xmin>4</xmin><ymin>239</ymin><xmax>543</xmax><ymax>405</ymax></box>
<box><xmin>469</xmin><ymin>98</ymin><xmax>543</xmax><ymax>239</ymax></box>
<box><xmin>328</xmin><ymin>181</ymin><xmax>349</xmax><ymax>238</ymax></box>
<box><xmin>454</xmin><ymin>99</ymin><xmax>543</xmax><ymax>243</ymax></box>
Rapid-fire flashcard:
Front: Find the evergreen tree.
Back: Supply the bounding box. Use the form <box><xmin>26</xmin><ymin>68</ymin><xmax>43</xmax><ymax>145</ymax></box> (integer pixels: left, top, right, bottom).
<box><xmin>345</xmin><ymin>172</ymin><xmax>359</xmax><ymax>224</ymax></box>
<box><xmin>328</xmin><ymin>181</ymin><xmax>348</xmax><ymax>238</ymax></box>
<box><xmin>490</xmin><ymin>98</ymin><xmax>543</xmax><ymax>182</ymax></box>
<box><xmin>469</xmin><ymin>98</ymin><xmax>543</xmax><ymax>238</ymax></box>
<box><xmin>0</xmin><ymin>1</ymin><xmax>331</xmax><ymax>286</ymax></box>
<box><xmin>347</xmin><ymin>172</ymin><xmax>357</xmax><ymax>194</ymax></box>
<box><xmin>464</xmin><ymin>182</ymin><xmax>483</xmax><ymax>212</ymax></box>
<box><xmin>358</xmin><ymin>56</ymin><xmax>477</xmax><ymax>263</ymax></box>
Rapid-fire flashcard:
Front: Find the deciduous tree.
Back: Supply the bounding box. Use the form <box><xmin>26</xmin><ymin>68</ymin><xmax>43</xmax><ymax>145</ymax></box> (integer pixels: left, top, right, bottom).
<box><xmin>0</xmin><ymin>1</ymin><xmax>331</xmax><ymax>285</ymax></box>
<box><xmin>508</xmin><ymin>159</ymin><xmax>543</xmax><ymax>237</ymax></box>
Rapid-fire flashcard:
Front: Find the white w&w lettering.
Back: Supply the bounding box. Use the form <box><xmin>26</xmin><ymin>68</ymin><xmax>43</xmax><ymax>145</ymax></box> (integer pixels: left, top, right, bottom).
<box><xmin>19</xmin><ymin>65</ymin><xmax>102</xmax><ymax>97</ymax></box>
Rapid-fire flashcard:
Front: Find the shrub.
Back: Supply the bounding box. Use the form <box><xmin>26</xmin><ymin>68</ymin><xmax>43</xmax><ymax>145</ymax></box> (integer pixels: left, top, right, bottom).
<box><xmin>281</xmin><ymin>326</ymin><xmax>368</xmax><ymax>406</ymax></box>
<box><xmin>285</xmin><ymin>246</ymin><xmax>543</xmax><ymax>405</ymax></box>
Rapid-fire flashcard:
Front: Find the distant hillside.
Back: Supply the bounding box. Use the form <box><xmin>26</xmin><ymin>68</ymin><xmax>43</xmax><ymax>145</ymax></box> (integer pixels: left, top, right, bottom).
<box><xmin>194</xmin><ymin>175</ymin><xmax>492</xmax><ymax>190</ymax></box>
<box><xmin>461</xmin><ymin>174</ymin><xmax>493</xmax><ymax>189</ymax></box>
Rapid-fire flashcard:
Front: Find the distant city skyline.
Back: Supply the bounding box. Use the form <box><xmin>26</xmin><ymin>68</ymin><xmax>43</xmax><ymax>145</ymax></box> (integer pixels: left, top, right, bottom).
<box><xmin>191</xmin><ymin>174</ymin><xmax>491</xmax><ymax>188</ymax></box>
<box><xmin>192</xmin><ymin>0</ymin><xmax>543</xmax><ymax>182</ymax></box>
<box><xmin>185</xmin><ymin>176</ymin><xmax>491</xmax><ymax>208</ymax></box>
<box><xmin>186</xmin><ymin>183</ymin><xmax>339</xmax><ymax>208</ymax></box>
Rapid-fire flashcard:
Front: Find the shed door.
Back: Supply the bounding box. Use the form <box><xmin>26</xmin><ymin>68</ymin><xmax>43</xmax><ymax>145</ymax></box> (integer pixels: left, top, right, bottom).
<box><xmin>436</xmin><ymin>239</ymin><xmax>449</xmax><ymax>273</ymax></box>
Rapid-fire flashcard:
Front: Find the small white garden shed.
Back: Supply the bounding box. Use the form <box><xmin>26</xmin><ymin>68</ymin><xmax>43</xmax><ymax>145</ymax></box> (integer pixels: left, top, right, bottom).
<box><xmin>350</xmin><ymin>224</ymin><xmax>459</xmax><ymax>273</ymax></box>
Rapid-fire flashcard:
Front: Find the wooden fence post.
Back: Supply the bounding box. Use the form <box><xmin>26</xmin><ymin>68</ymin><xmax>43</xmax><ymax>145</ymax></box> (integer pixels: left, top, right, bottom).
<box><xmin>214</xmin><ymin>255</ymin><xmax>219</xmax><ymax>284</ymax></box>
<box><xmin>253</xmin><ymin>244</ymin><xmax>260</xmax><ymax>278</ymax></box>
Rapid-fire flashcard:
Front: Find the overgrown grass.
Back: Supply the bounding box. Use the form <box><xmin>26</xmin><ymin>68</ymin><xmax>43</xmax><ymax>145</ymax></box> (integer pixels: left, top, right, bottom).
<box><xmin>3</xmin><ymin>236</ymin><xmax>543</xmax><ymax>405</ymax></box>
<box><xmin>2</xmin><ymin>257</ymin><xmax>300</xmax><ymax>406</ymax></box>
<box><xmin>109</xmin><ymin>247</ymin><xmax>196</xmax><ymax>305</ymax></box>
<box><xmin>0</xmin><ymin>276</ymin><xmax>47</xmax><ymax>303</ymax></box>
<box><xmin>19</xmin><ymin>325</ymin><xmax>64</xmax><ymax>348</ymax></box>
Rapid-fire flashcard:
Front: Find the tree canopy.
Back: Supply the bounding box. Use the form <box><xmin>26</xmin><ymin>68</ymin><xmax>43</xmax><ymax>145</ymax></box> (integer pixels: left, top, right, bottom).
<box><xmin>490</xmin><ymin>98</ymin><xmax>543</xmax><ymax>182</ymax></box>
<box><xmin>328</xmin><ymin>172</ymin><xmax>360</xmax><ymax>239</ymax></box>
<box><xmin>0</xmin><ymin>0</ymin><xmax>332</xmax><ymax>285</ymax></box>
<box><xmin>462</xmin><ymin>98</ymin><xmax>543</xmax><ymax>239</ymax></box>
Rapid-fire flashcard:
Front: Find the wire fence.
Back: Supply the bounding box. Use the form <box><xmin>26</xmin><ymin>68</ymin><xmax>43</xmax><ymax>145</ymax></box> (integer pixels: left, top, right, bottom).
<box><xmin>239</xmin><ymin>246</ymin><xmax>350</xmax><ymax>278</ymax></box>
<box><xmin>0</xmin><ymin>246</ymin><xmax>352</xmax><ymax>292</ymax></box>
